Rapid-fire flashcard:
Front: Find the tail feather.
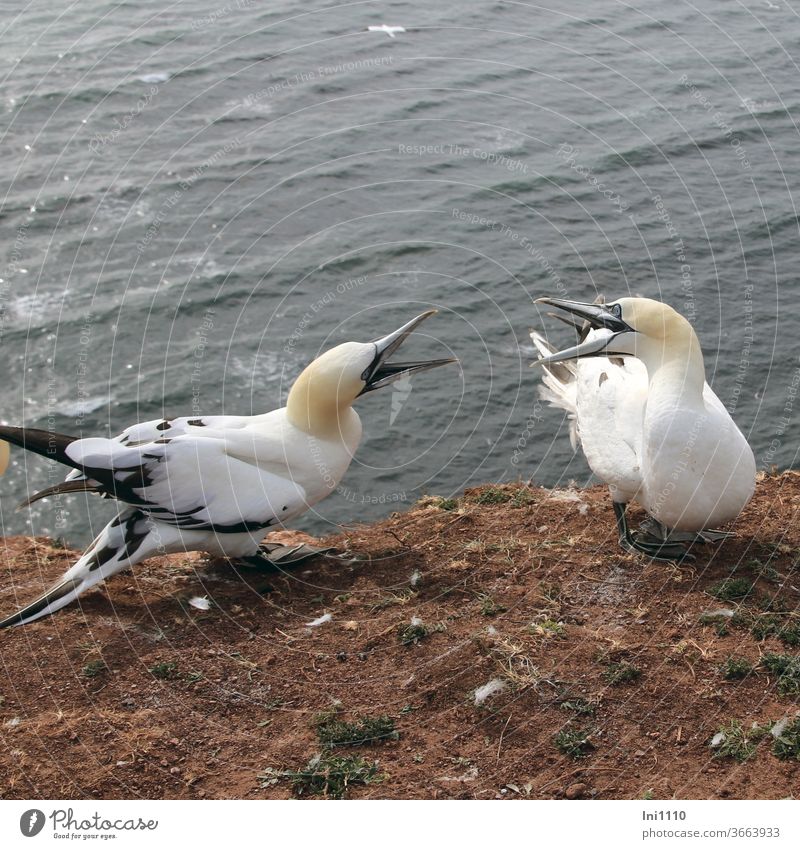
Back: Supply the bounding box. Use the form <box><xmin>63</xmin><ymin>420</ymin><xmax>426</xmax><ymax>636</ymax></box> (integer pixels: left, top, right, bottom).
<box><xmin>0</xmin><ymin>426</ymin><xmax>81</xmax><ymax>471</ymax></box>
<box><xmin>0</xmin><ymin>509</ymin><xmax>176</xmax><ymax>628</ymax></box>
<box><xmin>530</xmin><ymin>331</ymin><xmax>580</xmax><ymax>451</ymax></box>
<box><xmin>17</xmin><ymin>479</ymin><xmax>104</xmax><ymax>509</ymax></box>
<box><xmin>0</xmin><ymin>577</ymin><xmax>83</xmax><ymax>628</ymax></box>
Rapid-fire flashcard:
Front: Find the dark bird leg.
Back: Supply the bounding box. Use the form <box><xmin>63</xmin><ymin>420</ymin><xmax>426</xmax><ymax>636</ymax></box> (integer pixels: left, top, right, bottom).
<box><xmin>613</xmin><ymin>502</ymin><xmax>694</xmax><ymax>562</ymax></box>
<box><xmin>637</xmin><ymin>516</ymin><xmax>735</xmax><ymax>545</ymax></box>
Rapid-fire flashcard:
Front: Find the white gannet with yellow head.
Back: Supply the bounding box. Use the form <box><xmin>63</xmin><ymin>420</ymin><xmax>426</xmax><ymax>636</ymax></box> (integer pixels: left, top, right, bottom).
<box><xmin>0</xmin><ymin>310</ymin><xmax>455</xmax><ymax>627</ymax></box>
<box><xmin>531</xmin><ymin>296</ymin><xmax>756</xmax><ymax>561</ymax></box>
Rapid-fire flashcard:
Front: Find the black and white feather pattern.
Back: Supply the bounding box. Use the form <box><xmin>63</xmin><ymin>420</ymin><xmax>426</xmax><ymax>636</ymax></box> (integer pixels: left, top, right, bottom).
<box><xmin>1</xmin><ymin>416</ymin><xmax>308</xmax><ymax>534</ymax></box>
<box><xmin>0</xmin><ymin>411</ymin><xmax>350</xmax><ymax>628</ymax></box>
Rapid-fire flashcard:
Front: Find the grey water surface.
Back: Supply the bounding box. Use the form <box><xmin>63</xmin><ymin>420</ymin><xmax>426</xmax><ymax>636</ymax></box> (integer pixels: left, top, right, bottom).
<box><xmin>1</xmin><ymin>0</ymin><xmax>798</xmax><ymax>546</ymax></box>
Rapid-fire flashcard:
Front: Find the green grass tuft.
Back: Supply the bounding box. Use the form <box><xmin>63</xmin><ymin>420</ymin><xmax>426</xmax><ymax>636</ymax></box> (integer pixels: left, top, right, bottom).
<box><xmin>772</xmin><ymin>718</ymin><xmax>800</xmax><ymax>761</ymax></box>
<box><xmin>559</xmin><ymin>697</ymin><xmax>597</xmax><ymax>716</ymax></box>
<box><xmin>260</xmin><ymin>752</ymin><xmax>382</xmax><ymax>799</ymax></box>
<box><xmin>478</xmin><ymin>595</ymin><xmax>507</xmax><ymax>617</ymax></box>
<box><xmin>531</xmin><ymin>618</ymin><xmax>566</xmax><ymax>639</ymax></box>
<box><xmin>434</xmin><ymin>497</ymin><xmax>459</xmax><ymax>511</ymax></box>
<box><xmin>710</xmin><ymin>719</ymin><xmax>759</xmax><ymax>762</ymax></box>
<box><xmin>82</xmin><ymin>660</ymin><xmax>108</xmax><ymax>678</ymax></box>
<box><xmin>315</xmin><ymin>714</ymin><xmax>398</xmax><ymax>748</ymax></box>
<box><xmin>603</xmin><ymin>661</ymin><xmax>641</xmax><ymax>685</ymax></box>
<box><xmin>148</xmin><ymin>662</ymin><xmax>178</xmax><ymax>680</ymax></box>
<box><xmin>473</xmin><ymin>488</ymin><xmax>512</xmax><ymax>505</ymax></box>
<box><xmin>720</xmin><ymin>657</ymin><xmax>753</xmax><ymax>681</ymax></box>
<box><xmin>398</xmin><ymin>620</ymin><xmax>430</xmax><ymax>645</ymax></box>
<box><xmin>510</xmin><ymin>488</ymin><xmax>536</xmax><ymax>507</ymax></box>
<box><xmin>553</xmin><ymin>728</ymin><xmax>594</xmax><ymax>759</ymax></box>
<box><xmin>751</xmin><ymin>616</ymin><xmax>800</xmax><ymax>647</ymax></box>
<box><xmin>760</xmin><ymin>652</ymin><xmax>800</xmax><ymax>697</ymax></box>
<box><xmin>707</xmin><ymin>578</ymin><xmax>754</xmax><ymax>602</ymax></box>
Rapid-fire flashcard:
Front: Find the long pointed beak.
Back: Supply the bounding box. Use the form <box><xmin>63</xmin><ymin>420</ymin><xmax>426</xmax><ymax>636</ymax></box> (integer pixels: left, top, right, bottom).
<box><xmin>532</xmin><ymin>328</ymin><xmax>617</xmax><ymax>366</ymax></box>
<box><xmin>535</xmin><ymin>297</ymin><xmax>630</xmax><ymax>333</ymax></box>
<box><xmin>532</xmin><ymin>297</ymin><xmax>635</xmax><ymax>367</ymax></box>
<box><xmin>359</xmin><ymin>309</ymin><xmax>457</xmax><ymax>394</ymax></box>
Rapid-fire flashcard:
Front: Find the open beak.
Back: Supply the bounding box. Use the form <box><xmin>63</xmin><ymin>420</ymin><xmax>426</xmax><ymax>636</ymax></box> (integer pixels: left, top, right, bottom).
<box><xmin>533</xmin><ymin>297</ymin><xmax>635</xmax><ymax>366</ymax></box>
<box><xmin>359</xmin><ymin>309</ymin><xmax>457</xmax><ymax>394</ymax></box>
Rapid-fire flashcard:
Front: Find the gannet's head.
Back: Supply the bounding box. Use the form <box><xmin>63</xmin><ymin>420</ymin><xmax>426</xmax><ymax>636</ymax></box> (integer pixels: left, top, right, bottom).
<box><xmin>532</xmin><ymin>296</ymin><xmax>700</xmax><ymax>370</ymax></box>
<box><xmin>287</xmin><ymin>310</ymin><xmax>456</xmax><ymax>435</ymax></box>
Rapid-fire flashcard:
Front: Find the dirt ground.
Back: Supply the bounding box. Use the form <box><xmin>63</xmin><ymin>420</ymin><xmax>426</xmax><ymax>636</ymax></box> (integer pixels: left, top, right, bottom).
<box><xmin>1</xmin><ymin>473</ymin><xmax>799</xmax><ymax>800</ymax></box>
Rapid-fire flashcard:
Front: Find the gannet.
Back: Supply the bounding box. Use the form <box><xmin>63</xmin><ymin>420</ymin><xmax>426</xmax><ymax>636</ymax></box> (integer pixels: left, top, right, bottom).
<box><xmin>531</xmin><ymin>296</ymin><xmax>756</xmax><ymax>560</ymax></box>
<box><xmin>366</xmin><ymin>24</ymin><xmax>406</xmax><ymax>37</ymax></box>
<box><xmin>0</xmin><ymin>310</ymin><xmax>455</xmax><ymax>627</ymax></box>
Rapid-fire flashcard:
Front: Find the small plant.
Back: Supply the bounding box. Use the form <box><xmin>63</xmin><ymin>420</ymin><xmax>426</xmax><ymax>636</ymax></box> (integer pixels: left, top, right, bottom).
<box><xmin>778</xmin><ymin>623</ymin><xmax>800</xmax><ymax>648</ymax></box>
<box><xmin>260</xmin><ymin>752</ymin><xmax>382</xmax><ymax>799</ymax></box>
<box><xmin>511</xmin><ymin>488</ymin><xmax>536</xmax><ymax>507</ymax></box>
<box><xmin>553</xmin><ymin>728</ymin><xmax>594</xmax><ymax>759</ymax></box>
<box><xmin>398</xmin><ymin>618</ymin><xmax>430</xmax><ymax>646</ymax></box>
<box><xmin>772</xmin><ymin>717</ymin><xmax>800</xmax><ymax>761</ymax></box>
<box><xmin>603</xmin><ymin>661</ymin><xmax>641</xmax><ymax>685</ymax></box>
<box><xmin>760</xmin><ymin>653</ymin><xmax>794</xmax><ymax>675</ymax></box>
<box><xmin>710</xmin><ymin>719</ymin><xmax>761</xmax><ymax>762</ymax></box>
<box><xmin>148</xmin><ymin>662</ymin><xmax>178</xmax><ymax>680</ymax></box>
<box><xmin>82</xmin><ymin>660</ymin><xmax>107</xmax><ymax>678</ymax></box>
<box><xmin>720</xmin><ymin>657</ymin><xmax>753</xmax><ymax>681</ymax></box>
<box><xmin>531</xmin><ymin>618</ymin><xmax>566</xmax><ymax>639</ymax></box>
<box><xmin>435</xmin><ymin>497</ymin><xmax>459</xmax><ymax>511</ymax></box>
<box><xmin>559</xmin><ymin>697</ymin><xmax>597</xmax><ymax>716</ymax></box>
<box><xmin>315</xmin><ymin>714</ymin><xmax>398</xmax><ymax>748</ymax></box>
<box><xmin>757</xmin><ymin>594</ymin><xmax>786</xmax><ymax>613</ymax></box>
<box><xmin>478</xmin><ymin>595</ymin><xmax>507</xmax><ymax>617</ymax></box>
<box><xmin>760</xmin><ymin>653</ymin><xmax>800</xmax><ymax>697</ymax></box>
<box><xmin>749</xmin><ymin>614</ymin><xmax>800</xmax><ymax>645</ymax></box>
<box><xmin>752</xmin><ymin>616</ymin><xmax>800</xmax><ymax>647</ymax></box>
<box><xmin>747</xmin><ymin>558</ymin><xmax>780</xmax><ymax>583</ymax></box>
<box><xmin>540</xmin><ymin>582</ymin><xmax>562</xmax><ymax>604</ymax></box>
<box><xmin>371</xmin><ymin>590</ymin><xmax>414</xmax><ymax>612</ymax></box>
<box><xmin>473</xmin><ymin>488</ymin><xmax>512</xmax><ymax>505</ymax></box>
<box><xmin>708</xmin><ymin>578</ymin><xmax>754</xmax><ymax>602</ymax></box>
<box><xmin>751</xmin><ymin>615</ymin><xmax>781</xmax><ymax>641</ymax></box>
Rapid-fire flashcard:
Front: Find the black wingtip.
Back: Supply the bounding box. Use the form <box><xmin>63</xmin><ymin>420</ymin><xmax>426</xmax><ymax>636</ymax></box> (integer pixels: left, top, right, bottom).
<box><xmin>0</xmin><ymin>426</ymin><xmax>81</xmax><ymax>471</ymax></box>
<box><xmin>0</xmin><ymin>577</ymin><xmax>82</xmax><ymax>629</ymax></box>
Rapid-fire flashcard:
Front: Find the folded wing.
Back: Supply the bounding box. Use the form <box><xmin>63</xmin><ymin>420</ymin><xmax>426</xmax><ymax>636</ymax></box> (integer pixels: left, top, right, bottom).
<box><xmin>0</xmin><ymin>423</ymin><xmax>308</xmax><ymax>534</ymax></box>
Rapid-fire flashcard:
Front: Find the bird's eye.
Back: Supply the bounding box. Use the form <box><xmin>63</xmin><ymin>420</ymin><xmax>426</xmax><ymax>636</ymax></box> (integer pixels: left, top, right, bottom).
<box><xmin>609</xmin><ymin>304</ymin><xmax>622</xmax><ymax>319</ymax></box>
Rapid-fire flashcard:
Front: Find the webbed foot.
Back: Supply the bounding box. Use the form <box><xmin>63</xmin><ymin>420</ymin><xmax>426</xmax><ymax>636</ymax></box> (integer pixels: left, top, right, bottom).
<box><xmin>637</xmin><ymin>517</ymin><xmax>735</xmax><ymax>545</ymax></box>
<box><xmin>237</xmin><ymin>542</ymin><xmax>337</xmax><ymax>571</ymax></box>
<box><xmin>614</xmin><ymin>502</ymin><xmax>694</xmax><ymax>562</ymax></box>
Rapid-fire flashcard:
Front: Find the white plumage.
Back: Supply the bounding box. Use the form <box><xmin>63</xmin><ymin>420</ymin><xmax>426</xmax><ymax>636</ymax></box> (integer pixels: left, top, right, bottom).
<box><xmin>532</xmin><ymin>296</ymin><xmax>756</xmax><ymax>559</ymax></box>
<box><xmin>534</xmin><ymin>335</ymin><xmax>647</xmax><ymax>504</ymax></box>
<box><xmin>0</xmin><ymin>310</ymin><xmax>454</xmax><ymax>626</ymax></box>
